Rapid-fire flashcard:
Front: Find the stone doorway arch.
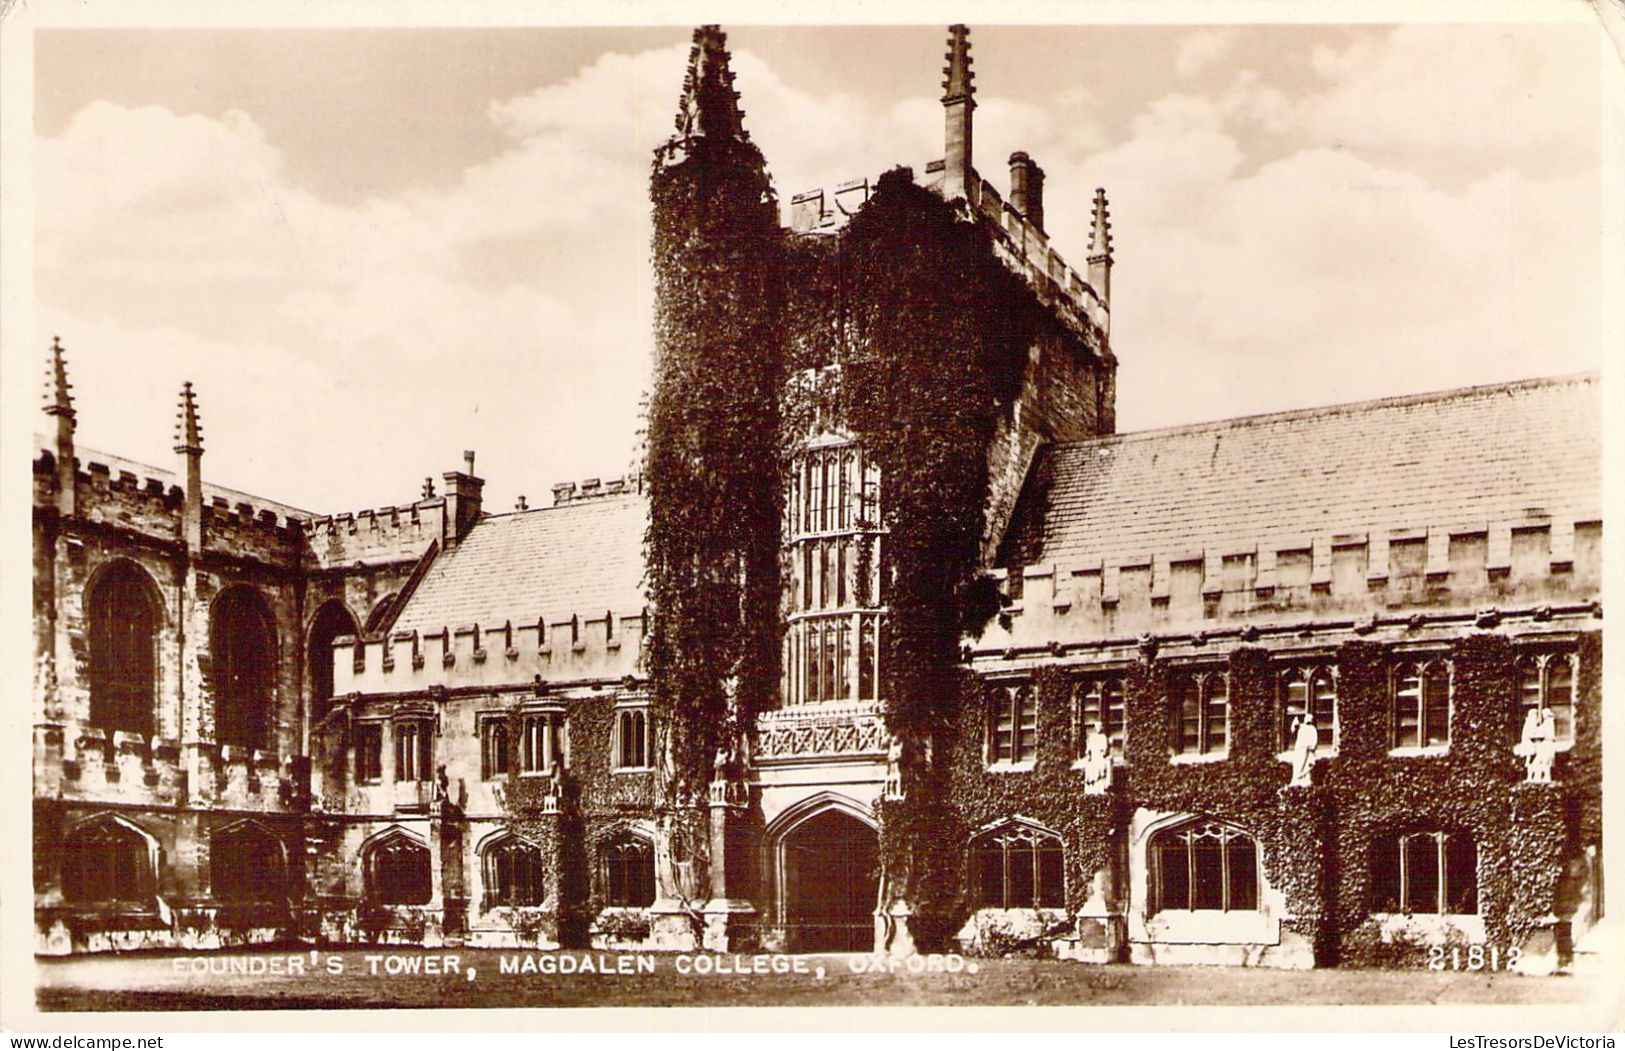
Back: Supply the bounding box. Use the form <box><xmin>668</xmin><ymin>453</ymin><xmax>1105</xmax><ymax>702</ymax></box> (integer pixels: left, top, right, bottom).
<box><xmin>772</xmin><ymin>798</ymin><xmax>879</xmax><ymax>952</ymax></box>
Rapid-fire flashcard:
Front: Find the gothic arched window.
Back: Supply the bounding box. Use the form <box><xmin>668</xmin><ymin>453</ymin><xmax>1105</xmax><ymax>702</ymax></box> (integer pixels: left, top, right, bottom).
<box><xmin>1515</xmin><ymin>651</ymin><xmax>1576</xmax><ymax>746</ymax></box>
<box><xmin>86</xmin><ymin>561</ymin><xmax>160</xmax><ymax>736</ymax></box>
<box><xmin>62</xmin><ymin>817</ymin><xmax>154</xmax><ymax>904</ymax></box>
<box><xmin>1391</xmin><ymin>659</ymin><xmax>1451</xmax><ymax>749</ymax></box>
<box><xmin>1169</xmin><ymin>670</ymin><xmax>1228</xmax><ymax>757</ymax></box>
<box><xmin>972</xmin><ymin>823</ymin><xmax>1065</xmax><ymax>909</ymax></box>
<box><xmin>1149</xmin><ymin>819</ymin><xmax>1259</xmax><ymax>914</ymax></box>
<box><xmin>483</xmin><ymin>837</ymin><xmax>545</xmax><ymax>908</ymax></box>
<box><xmin>603</xmin><ymin>834</ymin><xmax>656</xmax><ymax>908</ymax></box>
<box><xmin>307</xmin><ymin>601</ymin><xmax>358</xmax><ymax>724</ymax></box>
<box><xmin>210</xmin><ymin>823</ymin><xmax>288</xmax><ymax>903</ymax></box>
<box><xmin>211</xmin><ymin>586</ymin><xmax>278</xmax><ymax>750</ymax></box>
<box><xmin>1279</xmin><ymin>664</ymin><xmax>1337</xmax><ymax>751</ymax></box>
<box><xmin>366</xmin><ymin>834</ymin><xmax>431</xmax><ymax>905</ymax></box>
<box><xmin>613</xmin><ymin>707</ymin><xmax>654</xmax><ymax>771</ymax></box>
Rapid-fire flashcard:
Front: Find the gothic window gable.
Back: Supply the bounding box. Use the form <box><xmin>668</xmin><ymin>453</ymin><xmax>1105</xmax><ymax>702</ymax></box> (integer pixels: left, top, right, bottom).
<box><xmin>970</xmin><ymin>819</ymin><xmax>1065</xmax><ymax>909</ymax></box>
<box><xmin>1148</xmin><ymin>818</ymin><xmax>1259</xmax><ymax>914</ymax></box>
<box><xmin>210</xmin><ymin>820</ymin><xmax>288</xmax><ymax>904</ymax></box>
<box><xmin>61</xmin><ymin>814</ymin><xmax>157</xmax><ymax>905</ymax></box>
<box><xmin>363</xmin><ymin>829</ymin><xmax>431</xmax><ymax>906</ymax></box>
<box><xmin>602</xmin><ymin>830</ymin><xmax>656</xmax><ymax>908</ymax></box>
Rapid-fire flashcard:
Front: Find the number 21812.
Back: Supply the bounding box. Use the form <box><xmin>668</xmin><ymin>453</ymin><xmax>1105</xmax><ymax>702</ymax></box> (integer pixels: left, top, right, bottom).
<box><xmin>1427</xmin><ymin>944</ymin><xmax>1521</xmax><ymax>971</ymax></box>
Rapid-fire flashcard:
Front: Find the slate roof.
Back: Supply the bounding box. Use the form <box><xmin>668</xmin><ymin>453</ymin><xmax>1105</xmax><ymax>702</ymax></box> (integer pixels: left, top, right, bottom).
<box><xmin>392</xmin><ymin>494</ymin><xmax>648</xmax><ymax>634</ymax></box>
<box><xmin>1003</xmin><ymin>373</ymin><xmax>1600</xmax><ymax>569</ymax></box>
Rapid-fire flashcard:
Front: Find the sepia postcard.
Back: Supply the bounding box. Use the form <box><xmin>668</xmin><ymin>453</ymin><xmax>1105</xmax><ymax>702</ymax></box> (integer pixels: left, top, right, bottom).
<box><xmin>1</xmin><ymin>0</ymin><xmax>1620</xmax><ymax>1035</ymax></box>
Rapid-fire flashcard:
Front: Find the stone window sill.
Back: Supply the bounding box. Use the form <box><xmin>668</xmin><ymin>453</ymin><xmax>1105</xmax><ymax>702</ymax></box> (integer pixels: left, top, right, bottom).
<box><xmin>1169</xmin><ymin>751</ymin><xmax>1228</xmax><ymax>766</ymax></box>
<box><xmin>985</xmin><ymin>761</ymin><xmax>1036</xmax><ymax>774</ymax></box>
<box><xmin>1388</xmin><ymin>745</ymin><xmax>1450</xmax><ymax>759</ymax></box>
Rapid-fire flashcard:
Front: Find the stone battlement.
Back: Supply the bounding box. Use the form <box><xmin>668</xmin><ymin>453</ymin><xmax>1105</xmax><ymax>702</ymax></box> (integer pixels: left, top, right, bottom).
<box><xmin>789</xmin><ymin>167</ymin><xmax>1110</xmax><ymax>343</ymax></box>
<box><xmin>331</xmin><ymin>608</ymin><xmax>648</xmax><ymax>698</ymax></box>
<box><xmin>306</xmin><ymin>499</ymin><xmax>448</xmax><ymax>569</ymax></box>
<box><xmin>550</xmin><ymin>472</ymin><xmax>645</xmax><ymax>506</ymax></box>
<box><xmin>983</xmin><ymin>514</ymin><xmax>1601</xmax><ymax>651</ymax></box>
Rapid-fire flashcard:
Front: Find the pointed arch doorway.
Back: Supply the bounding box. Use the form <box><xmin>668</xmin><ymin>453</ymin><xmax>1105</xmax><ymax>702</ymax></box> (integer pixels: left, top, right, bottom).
<box><xmin>778</xmin><ymin>805</ymin><xmax>880</xmax><ymax>952</ymax></box>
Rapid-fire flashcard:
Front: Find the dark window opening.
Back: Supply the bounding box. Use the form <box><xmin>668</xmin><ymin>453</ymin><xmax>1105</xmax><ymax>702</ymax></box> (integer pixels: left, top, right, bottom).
<box><xmin>1150</xmin><ymin>820</ymin><xmax>1259</xmax><ymax>913</ymax></box>
<box><xmin>61</xmin><ymin>820</ymin><xmax>153</xmax><ymax>904</ymax></box>
<box><xmin>368</xmin><ymin>837</ymin><xmax>431</xmax><ymax>905</ymax></box>
<box><xmin>972</xmin><ymin>824</ymin><xmax>1065</xmax><ymax>909</ymax></box>
<box><xmin>484</xmin><ymin>838</ymin><xmax>545</xmax><ymax>907</ymax></box>
<box><xmin>307</xmin><ymin>601</ymin><xmax>358</xmax><ymax>724</ymax></box>
<box><xmin>604</xmin><ymin>836</ymin><xmax>656</xmax><ymax>908</ymax></box>
<box><xmin>1372</xmin><ymin>831</ymin><xmax>1478</xmax><ymax>915</ymax></box>
<box><xmin>211</xmin><ymin>587</ymin><xmax>278</xmax><ymax>750</ymax></box>
<box><xmin>87</xmin><ymin>562</ymin><xmax>159</xmax><ymax>736</ymax></box>
<box><xmin>210</xmin><ymin>825</ymin><xmax>287</xmax><ymax>903</ymax></box>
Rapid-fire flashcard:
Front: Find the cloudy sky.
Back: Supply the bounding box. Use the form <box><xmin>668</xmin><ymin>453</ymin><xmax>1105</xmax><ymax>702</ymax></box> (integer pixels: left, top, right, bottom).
<box><xmin>29</xmin><ymin>18</ymin><xmax>1605</xmax><ymax>515</ymax></box>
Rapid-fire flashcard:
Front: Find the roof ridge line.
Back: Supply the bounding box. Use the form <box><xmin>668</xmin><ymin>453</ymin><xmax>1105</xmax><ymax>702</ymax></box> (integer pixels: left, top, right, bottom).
<box><xmin>1057</xmin><ymin>371</ymin><xmax>1597</xmax><ymax>450</ymax></box>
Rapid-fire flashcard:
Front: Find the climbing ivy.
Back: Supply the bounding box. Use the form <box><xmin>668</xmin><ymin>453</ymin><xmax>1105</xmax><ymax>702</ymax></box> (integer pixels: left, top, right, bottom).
<box><xmin>645</xmin><ymin>101</ymin><xmax>786</xmax><ymax>805</ymax></box>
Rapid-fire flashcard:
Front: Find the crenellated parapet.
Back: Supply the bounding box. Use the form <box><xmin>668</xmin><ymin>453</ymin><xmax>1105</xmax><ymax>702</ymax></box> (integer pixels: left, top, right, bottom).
<box><xmin>33</xmin><ymin>445</ymin><xmax>308</xmax><ymax>549</ymax></box>
<box><xmin>549</xmin><ymin>472</ymin><xmax>645</xmax><ymax>506</ymax></box>
<box><xmin>976</xmin><ymin>513</ymin><xmax>1602</xmax><ymax>655</ymax></box>
<box><xmin>306</xmin><ymin>499</ymin><xmax>447</xmax><ymax>569</ymax></box>
<box><xmin>331</xmin><ymin>607</ymin><xmax>648</xmax><ymax>698</ymax></box>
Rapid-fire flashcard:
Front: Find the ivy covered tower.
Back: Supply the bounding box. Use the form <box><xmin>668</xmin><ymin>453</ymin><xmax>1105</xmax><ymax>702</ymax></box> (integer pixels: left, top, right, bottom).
<box><xmin>645</xmin><ymin>25</ymin><xmax>786</xmax><ymax>950</ymax></box>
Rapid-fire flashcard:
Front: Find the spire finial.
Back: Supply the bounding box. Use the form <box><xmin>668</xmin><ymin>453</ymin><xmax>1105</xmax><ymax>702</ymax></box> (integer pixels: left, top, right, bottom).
<box><xmin>942</xmin><ymin>24</ymin><xmax>975</xmax><ymax>105</ymax></box>
<box><xmin>1089</xmin><ymin>188</ymin><xmax>1113</xmax><ymax>262</ymax></box>
<box><xmin>44</xmin><ymin>336</ymin><xmax>75</xmax><ymax>420</ymax></box>
<box><xmin>174</xmin><ymin>380</ymin><xmax>203</xmax><ymax>455</ymax></box>
<box><xmin>669</xmin><ymin>25</ymin><xmax>748</xmax><ymax>147</ymax></box>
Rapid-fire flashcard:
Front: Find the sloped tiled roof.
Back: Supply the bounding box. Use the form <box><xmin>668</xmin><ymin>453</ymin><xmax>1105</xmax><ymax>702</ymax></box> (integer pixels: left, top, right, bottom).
<box><xmin>393</xmin><ymin>494</ymin><xmax>648</xmax><ymax>633</ymax></box>
<box><xmin>1003</xmin><ymin>373</ymin><xmax>1600</xmax><ymax>568</ymax></box>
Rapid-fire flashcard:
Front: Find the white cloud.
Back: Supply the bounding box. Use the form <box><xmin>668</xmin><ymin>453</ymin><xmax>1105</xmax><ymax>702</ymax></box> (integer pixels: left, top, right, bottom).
<box><xmin>1174</xmin><ymin>30</ymin><xmax>1234</xmax><ymax>80</ymax></box>
<box><xmin>34</xmin><ymin>26</ymin><xmax>1600</xmax><ymax>514</ymax></box>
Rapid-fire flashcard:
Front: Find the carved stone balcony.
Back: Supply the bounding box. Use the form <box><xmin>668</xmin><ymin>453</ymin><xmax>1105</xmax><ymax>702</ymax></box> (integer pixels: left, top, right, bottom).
<box><xmin>756</xmin><ymin>698</ymin><xmax>888</xmax><ymax>765</ymax></box>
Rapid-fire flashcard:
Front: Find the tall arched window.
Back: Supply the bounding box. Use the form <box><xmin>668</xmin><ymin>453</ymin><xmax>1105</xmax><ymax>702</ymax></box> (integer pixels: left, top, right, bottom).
<box><xmin>1149</xmin><ymin>819</ymin><xmax>1259</xmax><ymax>914</ymax></box>
<box><xmin>483</xmin><ymin>837</ymin><xmax>545</xmax><ymax>908</ymax></box>
<box><xmin>307</xmin><ymin>601</ymin><xmax>358</xmax><ymax>724</ymax></box>
<box><xmin>1169</xmin><ymin>670</ymin><xmax>1229</xmax><ymax>757</ymax></box>
<box><xmin>1515</xmin><ymin>651</ymin><xmax>1576</xmax><ymax>746</ymax></box>
<box><xmin>211</xmin><ymin>586</ymin><xmax>278</xmax><ymax>750</ymax></box>
<box><xmin>1391</xmin><ymin>659</ymin><xmax>1451</xmax><ymax>749</ymax></box>
<box><xmin>1279</xmin><ymin>664</ymin><xmax>1337</xmax><ymax>750</ymax></box>
<box><xmin>61</xmin><ymin>817</ymin><xmax>154</xmax><ymax>904</ymax></box>
<box><xmin>603</xmin><ymin>834</ymin><xmax>656</xmax><ymax>908</ymax></box>
<box><xmin>210</xmin><ymin>823</ymin><xmax>288</xmax><ymax>903</ymax></box>
<box><xmin>366</xmin><ymin>833</ymin><xmax>431</xmax><ymax>905</ymax></box>
<box><xmin>86</xmin><ymin>561</ymin><xmax>160</xmax><ymax>736</ymax></box>
<box><xmin>613</xmin><ymin>707</ymin><xmax>653</xmax><ymax>771</ymax></box>
<box><xmin>971</xmin><ymin>823</ymin><xmax>1065</xmax><ymax>909</ymax></box>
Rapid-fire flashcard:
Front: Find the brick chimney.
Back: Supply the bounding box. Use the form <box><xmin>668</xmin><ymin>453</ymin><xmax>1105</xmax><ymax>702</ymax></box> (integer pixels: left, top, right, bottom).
<box><xmin>441</xmin><ymin>450</ymin><xmax>484</xmax><ymax>543</ymax></box>
<box><xmin>1008</xmin><ymin>151</ymin><xmax>1045</xmax><ymax>234</ymax></box>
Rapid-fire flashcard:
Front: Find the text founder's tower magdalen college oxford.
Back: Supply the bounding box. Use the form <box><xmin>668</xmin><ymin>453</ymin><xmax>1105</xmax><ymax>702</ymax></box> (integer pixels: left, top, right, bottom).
<box><xmin>32</xmin><ymin>26</ymin><xmax>1603</xmax><ymax>973</ymax></box>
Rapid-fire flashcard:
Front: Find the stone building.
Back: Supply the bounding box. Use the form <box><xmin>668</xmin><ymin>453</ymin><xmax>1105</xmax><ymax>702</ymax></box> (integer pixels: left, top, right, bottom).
<box><xmin>32</xmin><ymin>25</ymin><xmax>1603</xmax><ymax>973</ymax></box>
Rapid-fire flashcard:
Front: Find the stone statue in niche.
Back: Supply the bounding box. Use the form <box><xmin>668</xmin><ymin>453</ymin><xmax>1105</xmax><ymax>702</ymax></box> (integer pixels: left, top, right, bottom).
<box><xmin>434</xmin><ymin>763</ymin><xmax>450</xmax><ymax>801</ymax></box>
<box><xmin>1288</xmin><ymin>715</ymin><xmax>1319</xmax><ymax>787</ymax></box>
<box><xmin>1081</xmin><ymin>725</ymin><xmax>1112</xmax><ymax>794</ymax></box>
<box><xmin>1516</xmin><ymin>707</ymin><xmax>1557</xmax><ymax>784</ymax></box>
<box><xmin>884</xmin><ymin>735</ymin><xmax>905</xmax><ymax>800</ymax></box>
